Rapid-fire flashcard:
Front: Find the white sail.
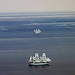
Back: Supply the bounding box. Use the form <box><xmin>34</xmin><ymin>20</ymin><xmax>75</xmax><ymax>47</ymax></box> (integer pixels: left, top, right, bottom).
<box><xmin>46</xmin><ymin>57</ymin><xmax>51</xmax><ymax>62</ymax></box>
<box><xmin>34</xmin><ymin>29</ymin><xmax>41</xmax><ymax>34</ymax></box>
<box><xmin>29</xmin><ymin>56</ymin><xmax>32</xmax><ymax>62</ymax></box>
<box><xmin>41</xmin><ymin>53</ymin><xmax>47</xmax><ymax>62</ymax></box>
<box><xmin>33</xmin><ymin>56</ymin><xmax>35</xmax><ymax>60</ymax></box>
<box><xmin>34</xmin><ymin>53</ymin><xmax>40</xmax><ymax>62</ymax></box>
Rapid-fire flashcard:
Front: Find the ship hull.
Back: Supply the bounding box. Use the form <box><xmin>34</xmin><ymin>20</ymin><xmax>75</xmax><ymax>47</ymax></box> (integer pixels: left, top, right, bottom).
<box><xmin>29</xmin><ymin>62</ymin><xmax>49</xmax><ymax>66</ymax></box>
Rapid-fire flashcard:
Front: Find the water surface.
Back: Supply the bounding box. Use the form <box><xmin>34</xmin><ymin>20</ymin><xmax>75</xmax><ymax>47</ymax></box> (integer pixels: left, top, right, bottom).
<box><xmin>0</xmin><ymin>12</ymin><xmax>75</xmax><ymax>75</ymax></box>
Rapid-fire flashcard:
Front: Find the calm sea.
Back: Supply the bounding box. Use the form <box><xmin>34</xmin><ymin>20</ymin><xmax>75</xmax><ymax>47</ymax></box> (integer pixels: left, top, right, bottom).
<box><xmin>0</xmin><ymin>12</ymin><xmax>75</xmax><ymax>75</ymax></box>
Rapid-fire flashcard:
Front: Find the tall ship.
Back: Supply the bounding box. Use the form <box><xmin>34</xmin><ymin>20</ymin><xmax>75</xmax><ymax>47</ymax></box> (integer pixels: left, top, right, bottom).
<box><xmin>34</xmin><ymin>29</ymin><xmax>41</xmax><ymax>34</ymax></box>
<box><xmin>28</xmin><ymin>53</ymin><xmax>51</xmax><ymax>66</ymax></box>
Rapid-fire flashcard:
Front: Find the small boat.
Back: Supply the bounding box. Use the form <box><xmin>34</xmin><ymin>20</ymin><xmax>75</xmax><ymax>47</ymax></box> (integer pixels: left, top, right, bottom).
<box><xmin>28</xmin><ymin>53</ymin><xmax>51</xmax><ymax>66</ymax></box>
<box><xmin>34</xmin><ymin>29</ymin><xmax>41</xmax><ymax>34</ymax></box>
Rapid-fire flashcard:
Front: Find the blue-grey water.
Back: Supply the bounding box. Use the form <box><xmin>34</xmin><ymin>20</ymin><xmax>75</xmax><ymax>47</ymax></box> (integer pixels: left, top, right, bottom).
<box><xmin>0</xmin><ymin>12</ymin><xmax>75</xmax><ymax>75</ymax></box>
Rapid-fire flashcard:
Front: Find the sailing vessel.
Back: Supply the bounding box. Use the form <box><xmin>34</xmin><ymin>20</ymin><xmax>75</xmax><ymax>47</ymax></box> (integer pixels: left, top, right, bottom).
<box><xmin>28</xmin><ymin>53</ymin><xmax>51</xmax><ymax>66</ymax></box>
<box><xmin>34</xmin><ymin>29</ymin><xmax>41</xmax><ymax>34</ymax></box>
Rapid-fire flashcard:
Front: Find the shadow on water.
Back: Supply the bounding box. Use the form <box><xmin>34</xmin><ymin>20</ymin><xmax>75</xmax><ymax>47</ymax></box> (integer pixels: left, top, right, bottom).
<box><xmin>28</xmin><ymin>64</ymin><xmax>52</xmax><ymax>68</ymax></box>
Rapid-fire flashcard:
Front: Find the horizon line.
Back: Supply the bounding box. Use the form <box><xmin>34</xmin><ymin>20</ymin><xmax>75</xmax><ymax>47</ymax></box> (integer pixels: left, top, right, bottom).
<box><xmin>0</xmin><ymin>11</ymin><xmax>75</xmax><ymax>14</ymax></box>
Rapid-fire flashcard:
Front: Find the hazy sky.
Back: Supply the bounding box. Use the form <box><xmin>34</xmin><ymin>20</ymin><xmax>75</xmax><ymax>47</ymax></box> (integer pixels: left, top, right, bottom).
<box><xmin>0</xmin><ymin>0</ymin><xmax>75</xmax><ymax>12</ymax></box>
